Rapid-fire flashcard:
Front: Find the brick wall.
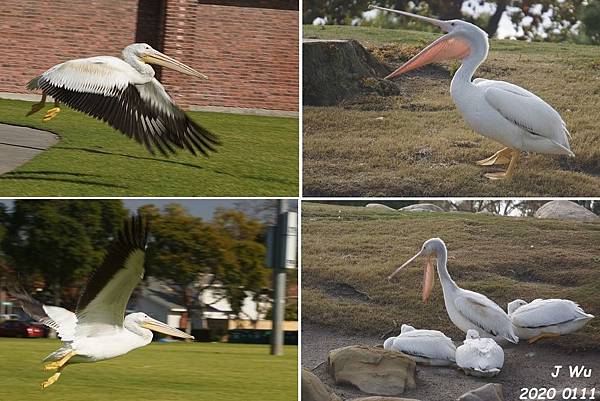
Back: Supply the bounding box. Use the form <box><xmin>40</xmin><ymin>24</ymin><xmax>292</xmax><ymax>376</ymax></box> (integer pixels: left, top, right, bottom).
<box><xmin>0</xmin><ymin>0</ymin><xmax>298</xmax><ymax>113</ymax></box>
<box><xmin>0</xmin><ymin>0</ymin><xmax>139</xmax><ymax>96</ymax></box>
<box><xmin>161</xmin><ymin>0</ymin><xmax>299</xmax><ymax>112</ymax></box>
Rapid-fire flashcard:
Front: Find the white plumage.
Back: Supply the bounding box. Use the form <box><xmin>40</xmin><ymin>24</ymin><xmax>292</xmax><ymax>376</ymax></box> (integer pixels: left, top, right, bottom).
<box><xmin>383</xmin><ymin>324</ymin><xmax>456</xmax><ymax>366</ymax></box>
<box><xmin>27</xmin><ymin>43</ymin><xmax>219</xmax><ymax>156</ymax></box>
<box><xmin>371</xmin><ymin>6</ymin><xmax>573</xmax><ymax>179</ymax></box>
<box><xmin>508</xmin><ymin>298</ymin><xmax>594</xmax><ymax>341</ymax></box>
<box><xmin>388</xmin><ymin>238</ymin><xmax>519</xmax><ymax>344</ymax></box>
<box><xmin>455</xmin><ymin>329</ymin><xmax>504</xmax><ymax>377</ymax></box>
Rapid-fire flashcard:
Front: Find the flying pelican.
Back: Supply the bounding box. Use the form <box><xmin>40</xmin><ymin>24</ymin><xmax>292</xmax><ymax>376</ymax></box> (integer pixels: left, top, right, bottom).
<box><xmin>370</xmin><ymin>6</ymin><xmax>573</xmax><ymax>180</ymax></box>
<box><xmin>11</xmin><ymin>216</ymin><xmax>194</xmax><ymax>389</ymax></box>
<box><xmin>508</xmin><ymin>298</ymin><xmax>594</xmax><ymax>344</ymax></box>
<box><xmin>383</xmin><ymin>324</ymin><xmax>456</xmax><ymax>366</ymax></box>
<box><xmin>455</xmin><ymin>329</ymin><xmax>504</xmax><ymax>377</ymax></box>
<box><xmin>388</xmin><ymin>238</ymin><xmax>518</xmax><ymax>343</ymax></box>
<box><xmin>26</xmin><ymin>43</ymin><xmax>220</xmax><ymax>156</ymax></box>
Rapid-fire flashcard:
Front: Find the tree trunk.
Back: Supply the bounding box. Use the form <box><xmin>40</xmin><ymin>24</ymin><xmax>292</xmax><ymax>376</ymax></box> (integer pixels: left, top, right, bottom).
<box><xmin>486</xmin><ymin>2</ymin><xmax>508</xmax><ymax>37</ymax></box>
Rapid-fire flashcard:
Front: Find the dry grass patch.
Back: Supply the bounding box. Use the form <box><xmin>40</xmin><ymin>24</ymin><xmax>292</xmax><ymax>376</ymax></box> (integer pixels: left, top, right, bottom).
<box><xmin>301</xmin><ymin>202</ymin><xmax>600</xmax><ymax>352</ymax></box>
<box><xmin>303</xmin><ymin>25</ymin><xmax>600</xmax><ymax>196</ymax></box>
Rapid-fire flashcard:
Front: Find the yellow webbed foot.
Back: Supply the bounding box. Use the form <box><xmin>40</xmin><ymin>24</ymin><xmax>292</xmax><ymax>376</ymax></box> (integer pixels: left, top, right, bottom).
<box><xmin>41</xmin><ymin>371</ymin><xmax>61</xmax><ymax>389</ymax></box>
<box><xmin>42</xmin><ymin>107</ymin><xmax>61</xmax><ymax>122</ymax></box>
<box><xmin>43</xmin><ymin>362</ymin><xmax>60</xmax><ymax>371</ymax></box>
<box><xmin>527</xmin><ymin>332</ymin><xmax>560</xmax><ymax>344</ymax></box>
<box><xmin>476</xmin><ymin>147</ymin><xmax>512</xmax><ymax>166</ymax></box>
<box><xmin>484</xmin><ymin>172</ymin><xmax>508</xmax><ymax>180</ymax></box>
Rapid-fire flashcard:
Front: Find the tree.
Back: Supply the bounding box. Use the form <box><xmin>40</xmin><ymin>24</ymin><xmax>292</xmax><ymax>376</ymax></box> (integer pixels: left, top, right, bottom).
<box><xmin>581</xmin><ymin>0</ymin><xmax>600</xmax><ymax>44</ymax></box>
<box><xmin>3</xmin><ymin>200</ymin><xmax>128</xmax><ymax>307</ymax></box>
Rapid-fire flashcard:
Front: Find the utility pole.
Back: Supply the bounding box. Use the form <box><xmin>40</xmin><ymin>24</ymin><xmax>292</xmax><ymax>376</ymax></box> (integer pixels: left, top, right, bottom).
<box><xmin>270</xmin><ymin>199</ymin><xmax>288</xmax><ymax>355</ymax></box>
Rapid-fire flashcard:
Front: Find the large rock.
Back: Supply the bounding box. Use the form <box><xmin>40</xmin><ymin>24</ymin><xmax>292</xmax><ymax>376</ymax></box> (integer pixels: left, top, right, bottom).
<box><xmin>458</xmin><ymin>383</ymin><xmax>504</xmax><ymax>401</ymax></box>
<box><xmin>352</xmin><ymin>397</ymin><xmax>421</xmax><ymax>401</ymax></box>
<box><xmin>534</xmin><ymin>200</ymin><xmax>599</xmax><ymax>222</ymax></box>
<box><xmin>327</xmin><ymin>345</ymin><xmax>416</xmax><ymax>396</ymax></box>
<box><xmin>366</xmin><ymin>203</ymin><xmax>397</xmax><ymax>211</ymax></box>
<box><xmin>400</xmin><ymin>204</ymin><xmax>445</xmax><ymax>213</ymax></box>
<box><xmin>302</xmin><ymin>368</ymin><xmax>342</xmax><ymax>401</ymax></box>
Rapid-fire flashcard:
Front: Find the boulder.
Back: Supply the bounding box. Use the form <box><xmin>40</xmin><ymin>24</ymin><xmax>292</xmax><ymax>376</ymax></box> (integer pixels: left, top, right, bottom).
<box><xmin>352</xmin><ymin>397</ymin><xmax>421</xmax><ymax>401</ymax></box>
<box><xmin>366</xmin><ymin>203</ymin><xmax>397</xmax><ymax>211</ymax></box>
<box><xmin>534</xmin><ymin>200</ymin><xmax>599</xmax><ymax>222</ymax></box>
<box><xmin>458</xmin><ymin>383</ymin><xmax>504</xmax><ymax>401</ymax></box>
<box><xmin>399</xmin><ymin>204</ymin><xmax>445</xmax><ymax>213</ymax></box>
<box><xmin>327</xmin><ymin>345</ymin><xmax>416</xmax><ymax>396</ymax></box>
<box><xmin>302</xmin><ymin>368</ymin><xmax>342</xmax><ymax>401</ymax></box>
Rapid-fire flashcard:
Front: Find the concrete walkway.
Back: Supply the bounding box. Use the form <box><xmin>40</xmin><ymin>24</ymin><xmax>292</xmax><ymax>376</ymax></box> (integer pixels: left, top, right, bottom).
<box><xmin>0</xmin><ymin>123</ymin><xmax>59</xmax><ymax>174</ymax></box>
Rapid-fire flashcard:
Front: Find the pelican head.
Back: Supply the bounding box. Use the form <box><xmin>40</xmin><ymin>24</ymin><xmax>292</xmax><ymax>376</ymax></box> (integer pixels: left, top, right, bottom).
<box><xmin>368</xmin><ymin>5</ymin><xmax>488</xmax><ymax>79</ymax></box>
<box><xmin>125</xmin><ymin>312</ymin><xmax>195</xmax><ymax>340</ymax></box>
<box><xmin>387</xmin><ymin>238</ymin><xmax>446</xmax><ymax>303</ymax></box>
<box><xmin>123</xmin><ymin>43</ymin><xmax>208</xmax><ymax>80</ymax></box>
<box><xmin>465</xmin><ymin>329</ymin><xmax>480</xmax><ymax>340</ymax></box>
<box><xmin>400</xmin><ymin>324</ymin><xmax>415</xmax><ymax>333</ymax></box>
<box><xmin>507</xmin><ymin>299</ymin><xmax>528</xmax><ymax>315</ymax></box>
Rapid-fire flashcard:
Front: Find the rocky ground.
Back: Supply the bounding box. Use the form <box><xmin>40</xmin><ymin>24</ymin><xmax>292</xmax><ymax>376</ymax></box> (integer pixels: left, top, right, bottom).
<box><xmin>302</xmin><ymin>322</ymin><xmax>600</xmax><ymax>401</ymax></box>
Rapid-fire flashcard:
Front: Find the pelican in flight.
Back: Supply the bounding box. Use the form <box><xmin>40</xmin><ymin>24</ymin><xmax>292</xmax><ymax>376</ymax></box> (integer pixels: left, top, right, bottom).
<box><xmin>11</xmin><ymin>216</ymin><xmax>194</xmax><ymax>389</ymax></box>
<box><xmin>370</xmin><ymin>6</ymin><xmax>573</xmax><ymax>179</ymax></box>
<box><xmin>383</xmin><ymin>324</ymin><xmax>456</xmax><ymax>366</ymax></box>
<box><xmin>508</xmin><ymin>298</ymin><xmax>594</xmax><ymax>344</ymax></box>
<box><xmin>388</xmin><ymin>238</ymin><xmax>518</xmax><ymax>343</ymax></box>
<box><xmin>455</xmin><ymin>329</ymin><xmax>504</xmax><ymax>377</ymax></box>
<box><xmin>26</xmin><ymin>43</ymin><xmax>220</xmax><ymax>156</ymax></box>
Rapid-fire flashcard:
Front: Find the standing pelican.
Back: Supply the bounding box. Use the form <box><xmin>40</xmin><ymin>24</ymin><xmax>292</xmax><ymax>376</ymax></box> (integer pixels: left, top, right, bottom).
<box><xmin>11</xmin><ymin>216</ymin><xmax>194</xmax><ymax>388</ymax></box>
<box><xmin>370</xmin><ymin>6</ymin><xmax>573</xmax><ymax>179</ymax></box>
<box><xmin>26</xmin><ymin>43</ymin><xmax>220</xmax><ymax>156</ymax></box>
<box><xmin>455</xmin><ymin>329</ymin><xmax>504</xmax><ymax>377</ymax></box>
<box><xmin>383</xmin><ymin>324</ymin><xmax>456</xmax><ymax>366</ymax></box>
<box><xmin>388</xmin><ymin>238</ymin><xmax>518</xmax><ymax>343</ymax></box>
<box><xmin>508</xmin><ymin>298</ymin><xmax>594</xmax><ymax>344</ymax></box>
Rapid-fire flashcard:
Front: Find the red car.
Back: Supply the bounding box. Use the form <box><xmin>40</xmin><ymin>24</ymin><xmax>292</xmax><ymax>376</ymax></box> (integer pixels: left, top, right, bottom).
<box><xmin>0</xmin><ymin>320</ymin><xmax>46</xmax><ymax>338</ymax></box>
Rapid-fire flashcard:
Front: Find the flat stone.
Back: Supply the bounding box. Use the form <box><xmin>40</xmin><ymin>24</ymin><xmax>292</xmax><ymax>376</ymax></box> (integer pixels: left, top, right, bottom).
<box><xmin>302</xmin><ymin>368</ymin><xmax>342</xmax><ymax>401</ymax></box>
<box><xmin>458</xmin><ymin>383</ymin><xmax>504</xmax><ymax>401</ymax></box>
<box><xmin>351</xmin><ymin>397</ymin><xmax>421</xmax><ymax>401</ymax></box>
<box><xmin>0</xmin><ymin>123</ymin><xmax>58</xmax><ymax>175</ymax></box>
<box><xmin>366</xmin><ymin>203</ymin><xmax>396</xmax><ymax>211</ymax></box>
<box><xmin>327</xmin><ymin>345</ymin><xmax>416</xmax><ymax>396</ymax></box>
<box><xmin>399</xmin><ymin>204</ymin><xmax>445</xmax><ymax>213</ymax></box>
<box><xmin>534</xmin><ymin>200</ymin><xmax>599</xmax><ymax>222</ymax></box>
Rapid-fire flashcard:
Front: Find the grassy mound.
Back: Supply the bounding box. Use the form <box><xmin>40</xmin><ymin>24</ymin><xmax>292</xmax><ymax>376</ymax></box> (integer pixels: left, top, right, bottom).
<box><xmin>303</xmin><ymin>25</ymin><xmax>600</xmax><ymax>197</ymax></box>
<box><xmin>302</xmin><ymin>202</ymin><xmax>600</xmax><ymax>352</ymax></box>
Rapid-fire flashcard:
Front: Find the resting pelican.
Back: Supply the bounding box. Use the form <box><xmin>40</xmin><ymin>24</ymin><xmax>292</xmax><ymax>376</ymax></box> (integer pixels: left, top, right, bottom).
<box><xmin>388</xmin><ymin>238</ymin><xmax>518</xmax><ymax>343</ymax></box>
<box><xmin>370</xmin><ymin>6</ymin><xmax>573</xmax><ymax>180</ymax></box>
<box><xmin>26</xmin><ymin>43</ymin><xmax>220</xmax><ymax>156</ymax></box>
<box><xmin>508</xmin><ymin>298</ymin><xmax>594</xmax><ymax>344</ymax></box>
<box><xmin>455</xmin><ymin>329</ymin><xmax>504</xmax><ymax>377</ymax></box>
<box><xmin>383</xmin><ymin>324</ymin><xmax>456</xmax><ymax>366</ymax></box>
<box><xmin>11</xmin><ymin>216</ymin><xmax>193</xmax><ymax>388</ymax></box>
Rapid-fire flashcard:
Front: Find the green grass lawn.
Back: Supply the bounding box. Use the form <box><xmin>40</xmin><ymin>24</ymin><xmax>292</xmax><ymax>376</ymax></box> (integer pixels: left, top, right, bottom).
<box><xmin>303</xmin><ymin>25</ymin><xmax>600</xmax><ymax>196</ymax></box>
<box><xmin>301</xmin><ymin>202</ymin><xmax>600</xmax><ymax>351</ymax></box>
<box><xmin>0</xmin><ymin>339</ymin><xmax>297</xmax><ymax>401</ymax></box>
<box><xmin>0</xmin><ymin>99</ymin><xmax>298</xmax><ymax>196</ymax></box>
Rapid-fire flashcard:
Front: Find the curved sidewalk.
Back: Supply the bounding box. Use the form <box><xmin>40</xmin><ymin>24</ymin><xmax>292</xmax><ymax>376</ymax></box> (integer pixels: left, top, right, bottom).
<box><xmin>0</xmin><ymin>123</ymin><xmax>59</xmax><ymax>174</ymax></box>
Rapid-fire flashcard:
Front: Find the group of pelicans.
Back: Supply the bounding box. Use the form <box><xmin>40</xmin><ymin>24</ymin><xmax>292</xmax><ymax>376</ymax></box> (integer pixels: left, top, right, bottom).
<box><xmin>382</xmin><ymin>238</ymin><xmax>594</xmax><ymax>377</ymax></box>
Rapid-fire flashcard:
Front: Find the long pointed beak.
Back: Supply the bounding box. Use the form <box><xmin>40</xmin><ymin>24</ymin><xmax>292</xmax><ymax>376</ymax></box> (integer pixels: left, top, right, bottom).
<box><xmin>388</xmin><ymin>250</ymin><xmax>422</xmax><ymax>281</ymax></box>
<box><xmin>142</xmin><ymin>51</ymin><xmax>208</xmax><ymax>80</ymax></box>
<box><xmin>369</xmin><ymin>5</ymin><xmax>449</xmax><ymax>31</ymax></box>
<box><xmin>422</xmin><ymin>256</ymin><xmax>435</xmax><ymax>303</ymax></box>
<box><xmin>142</xmin><ymin>317</ymin><xmax>195</xmax><ymax>340</ymax></box>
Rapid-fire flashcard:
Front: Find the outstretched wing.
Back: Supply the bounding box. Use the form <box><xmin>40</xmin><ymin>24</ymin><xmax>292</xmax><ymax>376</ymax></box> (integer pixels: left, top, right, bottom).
<box><xmin>9</xmin><ymin>290</ymin><xmax>77</xmax><ymax>341</ymax></box>
<box><xmin>478</xmin><ymin>80</ymin><xmax>572</xmax><ymax>153</ymax></box>
<box><xmin>74</xmin><ymin>215</ymin><xmax>149</xmax><ymax>338</ymax></box>
<box><xmin>31</xmin><ymin>56</ymin><xmax>220</xmax><ymax>156</ymax></box>
<box><xmin>454</xmin><ymin>290</ymin><xmax>518</xmax><ymax>343</ymax></box>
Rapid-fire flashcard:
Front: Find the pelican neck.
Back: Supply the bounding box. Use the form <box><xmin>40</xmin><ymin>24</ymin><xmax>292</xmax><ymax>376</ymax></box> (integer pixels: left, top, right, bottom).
<box><xmin>435</xmin><ymin>245</ymin><xmax>458</xmax><ymax>291</ymax></box>
<box><xmin>450</xmin><ymin>35</ymin><xmax>489</xmax><ymax>93</ymax></box>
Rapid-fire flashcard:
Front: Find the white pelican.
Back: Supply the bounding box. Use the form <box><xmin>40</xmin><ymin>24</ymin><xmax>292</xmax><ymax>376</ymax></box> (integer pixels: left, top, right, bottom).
<box><xmin>508</xmin><ymin>298</ymin><xmax>594</xmax><ymax>344</ymax></box>
<box><xmin>370</xmin><ymin>6</ymin><xmax>574</xmax><ymax>180</ymax></box>
<box><xmin>388</xmin><ymin>238</ymin><xmax>518</xmax><ymax>343</ymax></box>
<box><xmin>383</xmin><ymin>324</ymin><xmax>456</xmax><ymax>366</ymax></box>
<box><xmin>11</xmin><ymin>216</ymin><xmax>194</xmax><ymax>388</ymax></box>
<box><xmin>26</xmin><ymin>43</ymin><xmax>220</xmax><ymax>156</ymax></box>
<box><xmin>455</xmin><ymin>329</ymin><xmax>504</xmax><ymax>377</ymax></box>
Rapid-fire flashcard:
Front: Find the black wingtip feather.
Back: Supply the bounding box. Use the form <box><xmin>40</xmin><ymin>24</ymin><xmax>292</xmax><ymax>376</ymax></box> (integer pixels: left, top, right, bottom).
<box><xmin>76</xmin><ymin>215</ymin><xmax>149</xmax><ymax>313</ymax></box>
